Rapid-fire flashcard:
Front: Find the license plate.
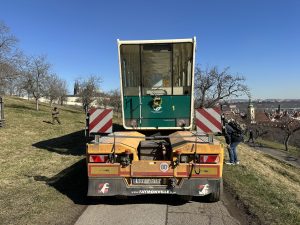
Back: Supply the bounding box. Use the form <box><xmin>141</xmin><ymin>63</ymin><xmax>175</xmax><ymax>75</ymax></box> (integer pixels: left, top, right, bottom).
<box><xmin>132</xmin><ymin>178</ymin><xmax>162</xmax><ymax>185</ymax></box>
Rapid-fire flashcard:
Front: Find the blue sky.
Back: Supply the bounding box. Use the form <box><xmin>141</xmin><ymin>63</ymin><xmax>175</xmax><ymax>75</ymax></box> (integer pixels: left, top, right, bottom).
<box><xmin>1</xmin><ymin>0</ymin><xmax>299</xmax><ymax>99</ymax></box>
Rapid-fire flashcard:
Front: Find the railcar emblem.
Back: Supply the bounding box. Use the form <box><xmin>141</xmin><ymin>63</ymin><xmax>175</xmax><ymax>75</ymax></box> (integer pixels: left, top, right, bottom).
<box><xmin>152</xmin><ymin>96</ymin><xmax>162</xmax><ymax>111</ymax></box>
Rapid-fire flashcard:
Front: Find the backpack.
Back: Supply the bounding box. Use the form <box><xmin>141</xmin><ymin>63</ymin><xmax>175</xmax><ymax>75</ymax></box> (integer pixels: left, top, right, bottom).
<box><xmin>228</xmin><ymin>121</ymin><xmax>243</xmax><ymax>135</ymax></box>
<box><xmin>228</xmin><ymin>121</ymin><xmax>244</xmax><ymax>142</ymax></box>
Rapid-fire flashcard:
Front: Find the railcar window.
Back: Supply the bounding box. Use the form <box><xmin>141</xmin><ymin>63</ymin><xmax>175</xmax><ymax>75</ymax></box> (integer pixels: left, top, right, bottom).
<box><xmin>142</xmin><ymin>44</ymin><xmax>172</xmax><ymax>96</ymax></box>
<box><xmin>120</xmin><ymin>42</ymin><xmax>193</xmax><ymax>96</ymax></box>
<box><xmin>173</xmin><ymin>43</ymin><xmax>193</xmax><ymax>95</ymax></box>
<box><xmin>120</xmin><ymin>45</ymin><xmax>140</xmax><ymax>96</ymax></box>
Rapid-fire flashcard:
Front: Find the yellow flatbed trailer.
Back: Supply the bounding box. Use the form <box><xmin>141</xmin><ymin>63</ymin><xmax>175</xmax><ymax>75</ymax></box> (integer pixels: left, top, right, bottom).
<box><xmin>87</xmin><ymin>131</ymin><xmax>223</xmax><ymax>202</ymax></box>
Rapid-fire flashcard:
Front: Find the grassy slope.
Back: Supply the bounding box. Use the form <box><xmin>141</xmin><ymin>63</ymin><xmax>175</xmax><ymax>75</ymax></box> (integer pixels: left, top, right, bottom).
<box><xmin>1</xmin><ymin>97</ymin><xmax>300</xmax><ymax>225</ymax></box>
<box><xmin>0</xmin><ymin>97</ymin><xmax>86</xmax><ymax>225</ymax></box>
<box><xmin>254</xmin><ymin>138</ymin><xmax>300</xmax><ymax>158</ymax></box>
<box><xmin>223</xmin><ymin>142</ymin><xmax>300</xmax><ymax>225</ymax></box>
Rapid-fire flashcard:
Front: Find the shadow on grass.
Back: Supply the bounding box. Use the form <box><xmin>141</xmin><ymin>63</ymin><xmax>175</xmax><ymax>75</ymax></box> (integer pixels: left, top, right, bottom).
<box><xmin>34</xmin><ymin>159</ymin><xmax>89</xmax><ymax>205</ymax></box>
<box><xmin>32</xmin><ymin>123</ymin><xmax>125</xmax><ymax>156</ymax></box>
<box><xmin>42</xmin><ymin>120</ymin><xmax>53</xmax><ymax>124</ymax></box>
<box><xmin>32</xmin><ymin>130</ymin><xmax>87</xmax><ymax>156</ymax></box>
<box><xmin>7</xmin><ymin>103</ymin><xmax>36</xmax><ymax>111</ymax></box>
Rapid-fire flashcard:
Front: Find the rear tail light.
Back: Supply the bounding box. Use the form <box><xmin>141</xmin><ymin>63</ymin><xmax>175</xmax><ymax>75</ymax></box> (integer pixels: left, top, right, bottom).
<box><xmin>199</xmin><ymin>155</ymin><xmax>219</xmax><ymax>164</ymax></box>
<box><xmin>89</xmin><ymin>155</ymin><xmax>109</xmax><ymax>163</ymax></box>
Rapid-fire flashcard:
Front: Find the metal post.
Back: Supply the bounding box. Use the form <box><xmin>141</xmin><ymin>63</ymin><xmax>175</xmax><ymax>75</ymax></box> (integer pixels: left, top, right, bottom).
<box><xmin>94</xmin><ymin>135</ymin><xmax>100</xmax><ymax>143</ymax></box>
<box><xmin>85</xmin><ymin>111</ymin><xmax>90</xmax><ymax>137</ymax></box>
<box><xmin>0</xmin><ymin>97</ymin><xmax>4</xmax><ymax>127</ymax></box>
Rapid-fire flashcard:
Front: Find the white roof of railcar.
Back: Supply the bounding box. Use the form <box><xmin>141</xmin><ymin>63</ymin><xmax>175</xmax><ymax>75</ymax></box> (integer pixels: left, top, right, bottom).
<box><xmin>117</xmin><ymin>38</ymin><xmax>195</xmax><ymax>45</ymax></box>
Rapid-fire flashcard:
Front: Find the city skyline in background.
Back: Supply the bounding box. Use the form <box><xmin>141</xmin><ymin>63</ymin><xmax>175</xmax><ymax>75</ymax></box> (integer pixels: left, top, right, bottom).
<box><xmin>1</xmin><ymin>0</ymin><xmax>299</xmax><ymax>99</ymax></box>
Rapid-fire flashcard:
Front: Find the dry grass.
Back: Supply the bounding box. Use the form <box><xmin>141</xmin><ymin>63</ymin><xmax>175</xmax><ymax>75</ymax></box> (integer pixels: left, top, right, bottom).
<box><xmin>2</xmin><ymin>97</ymin><xmax>300</xmax><ymax>224</ymax></box>
<box><xmin>223</xmin><ymin>141</ymin><xmax>300</xmax><ymax>225</ymax></box>
<box><xmin>0</xmin><ymin>97</ymin><xmax>86</xmax><ymax>225</ymax></box>
<box><xmin>254</xmin><ymin>137</ymin><xmax>300</xmax><ymax>158</ymax></box>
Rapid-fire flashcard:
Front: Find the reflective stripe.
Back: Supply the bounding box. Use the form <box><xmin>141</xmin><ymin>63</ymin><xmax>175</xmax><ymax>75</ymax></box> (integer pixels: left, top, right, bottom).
<box><xmin>196</xmin><ymin>108</ymin><xmax>222</xmax><ymax>133</ymax></box>
<box><xmin>89</xmin><ymin>109</ymin><xmax>113</xmax><ymax>134</ymax></box>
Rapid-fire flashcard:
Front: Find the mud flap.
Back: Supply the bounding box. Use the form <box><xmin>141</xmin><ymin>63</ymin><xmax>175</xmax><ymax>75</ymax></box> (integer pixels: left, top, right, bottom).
<box><xmin>88</xmin><ymin>177</ymin><xmax>221</xmax><ymax>197</ymax></box>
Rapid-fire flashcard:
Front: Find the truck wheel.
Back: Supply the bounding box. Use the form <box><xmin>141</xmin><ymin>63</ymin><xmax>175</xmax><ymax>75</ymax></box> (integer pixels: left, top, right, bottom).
<box><xmin>207</xmin><ymin>180</ymin><xmax>223</xmax><ymax>202</ymax></box>
<box><xmin>180</xmin><ymin>195</ymin><xmax>193</xmax><ymax>202</ymax></box>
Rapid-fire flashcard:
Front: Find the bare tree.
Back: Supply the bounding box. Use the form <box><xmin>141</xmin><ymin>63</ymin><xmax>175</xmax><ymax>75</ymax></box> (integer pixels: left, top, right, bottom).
<box><xmin>97</xmin><ymin>91</ymin><xmax>110</xmax><ymax>109</ymax></box>
<box><xmin>194</xmin><ymin>66</ymin><xmax>249</xmax><ymax>108</ymax></box>
<box><xmin>259</xmin><ymin>113</ymin><xmax>300</xmax><ymax>151</ymax></box>
<box><xmin>0</xmin><ymin>21</ymin><xmax>19</xmax><ymax>93</ymax></box>
<box><xmin>0</xmin><ymin>61</ymin><xmax>17</xmax><ymax>94</ymax></box>
<box><xmin>275</xmin><ymin>117</ymin><xmax>300</xmax><ymax>151</ymax></box>
<box><xmin>26</xmin><ymin>55</ymin><xmax>51</xmax><ymax>110</ymax></box>
<box><xmin>1</xmin><ymin>52</ymin><xmax>29</xmax><ymax>95</ymax></box>
<box><xmin>58</xmin><ymin>79</ymin><xmax>68</xmax><ymax>106</ymax></box>
<box><xmin>0</xmin><ymin>21</ymin><xmax>18</xmax><ymax>61</ymax></box>
<box><xmin>109</xmin><ymin>89</ymin><xmax>121</xmax><ymax>117</ymax></box>
<box><xmin>45</xmin><ymin>74</ymin><xmax>67</xmax><ymax>106</ymax></box>
<box><xmin>77</xmin><ymin>75</ymin><xmax>102</xmax><ymax>111</ymax></box>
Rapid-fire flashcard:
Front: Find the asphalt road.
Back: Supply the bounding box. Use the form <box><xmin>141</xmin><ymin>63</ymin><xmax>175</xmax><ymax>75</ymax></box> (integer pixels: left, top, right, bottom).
<box><xmin>74</xmin><ymin>194</ymin><xmax>245</xmax><ymax>225</ymax></box>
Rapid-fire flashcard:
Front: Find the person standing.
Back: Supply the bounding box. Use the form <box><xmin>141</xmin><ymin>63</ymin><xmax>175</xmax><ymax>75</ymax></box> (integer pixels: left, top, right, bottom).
<box><xmin>52</xmin><ymin>107</ymin><xmax>61</xmax><ymax>125</ymax></box>
<box><xmin>247</xmin><ymin>129</ymin><xmax>255</xmax><ymax>143</ymax></box>
<box><xmin>224</xmin><ymin>120</ymin><xmax>244</xmax><ymax>165</ymax></box>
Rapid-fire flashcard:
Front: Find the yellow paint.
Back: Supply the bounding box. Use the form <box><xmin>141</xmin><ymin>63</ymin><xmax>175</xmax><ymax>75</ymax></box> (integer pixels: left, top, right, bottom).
<box><xmin>170</xmin><ymin>131</ymin><xmax>224</xmax><ymax>177</ymax></box>
<box><xmin>131</xmin><ymin>161</ymin><xmax>173</xmax><ymax>175</ymax></box>
<box><xmin>90</xmin><ymin>166</ymin><xmax>119</xmax><ymax>175</ymax></box>
<box><xmin>119</xmin><ymin>166</ymin><xmax>130</xmax><ymax>177</ymax></box>
<box><xmin>87</xmin><ymin>130</ymin><xmax>224</xmax><ymax>177</ymax></box>
<box><xmin>191</xmin><ymin>167</ymin><xmax>218</xmax><ymax>176</ymax></box>
<box><xmin>87</xmin><ymin>131</ymin><xmax>144</xmax><ymax>161</ymax></box>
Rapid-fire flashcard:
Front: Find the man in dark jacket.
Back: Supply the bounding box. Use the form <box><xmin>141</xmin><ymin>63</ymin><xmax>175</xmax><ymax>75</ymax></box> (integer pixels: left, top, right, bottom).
<box><xmin>247</xmin><ymin>129</ymin><xmax>255</xmax><ymax>143</ymax></box>
<box><xmin>225</xmin><ymin>120</ymin><xmax>244</xmax><ymax>165</ymax></box>
<box><xmin>52</xmin><ymin>107</ymin><xmax>61</xmax><ymax>125</ymax></box>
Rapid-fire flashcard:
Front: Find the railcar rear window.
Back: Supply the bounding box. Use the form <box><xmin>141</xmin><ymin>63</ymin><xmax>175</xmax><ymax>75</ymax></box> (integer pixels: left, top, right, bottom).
<box><xmin>120</xmin><ymin>42</ymin><xmax>193</xmax><ymax>96</ymax></box>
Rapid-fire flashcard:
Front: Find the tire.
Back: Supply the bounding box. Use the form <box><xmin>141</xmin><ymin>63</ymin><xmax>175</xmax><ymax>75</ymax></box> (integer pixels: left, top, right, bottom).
<box><xmin>207</xmin><ymin>180</ymin><xmax>223</xmax><ymax>202</ymax></box>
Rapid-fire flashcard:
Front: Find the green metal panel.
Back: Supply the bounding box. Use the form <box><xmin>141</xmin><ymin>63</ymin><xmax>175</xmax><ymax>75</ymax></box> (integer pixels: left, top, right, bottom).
<box><xmin>123</xmin><ymin>95</ymin><xmax>191</xmax><ymax>128</ymax></box>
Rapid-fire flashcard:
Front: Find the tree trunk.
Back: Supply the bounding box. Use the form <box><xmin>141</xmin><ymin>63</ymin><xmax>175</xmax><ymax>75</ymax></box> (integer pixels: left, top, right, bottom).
<box><xmin>284</xmin><ymin>133</ymin><xmax>291</xmax><ymax>151</ymax></box>
<box><xmin>35</xmin><ymin>98</ymin><xmax>39</xmax><ymax>111</ymax></box>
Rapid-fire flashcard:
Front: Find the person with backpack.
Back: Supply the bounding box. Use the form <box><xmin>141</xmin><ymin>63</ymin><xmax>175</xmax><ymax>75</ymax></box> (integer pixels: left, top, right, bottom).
<box><xmin>224</xmin><ymin>119</ymin><xmax>244</xmax><ymax>165</ymax></box>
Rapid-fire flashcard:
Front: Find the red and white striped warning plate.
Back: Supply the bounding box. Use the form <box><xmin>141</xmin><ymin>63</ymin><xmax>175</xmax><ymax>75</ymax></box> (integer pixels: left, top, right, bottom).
<box><xmin>195</xmin><ymin>108</ymin><xmax>222</xmax><ymax>133</ymax></box>
<box><xmin>89</xmin><ymin>108</ymin><xmax>113</xmax><ymax>134</ymax></box>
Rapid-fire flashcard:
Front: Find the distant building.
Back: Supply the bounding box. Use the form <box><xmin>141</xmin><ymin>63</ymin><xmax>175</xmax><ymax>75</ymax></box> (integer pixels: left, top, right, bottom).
<box><xmin>248</xmin><ymin>100</ymin><xmax>255</xmax><ymax>123</ymax></box>
<box><xmin>74</xmin><ymin>81</ymin><xmax>80</xmax><ymax>96</ymax></box>
<box><xmin>255</xmin><ymin>111</ymin><xmax>270</xmax><ymax>123</ymax></box>
<box><xmin>64</xmin><ymin>95</ymin><xmax>82</xmax><ymax>106</ymax></box>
